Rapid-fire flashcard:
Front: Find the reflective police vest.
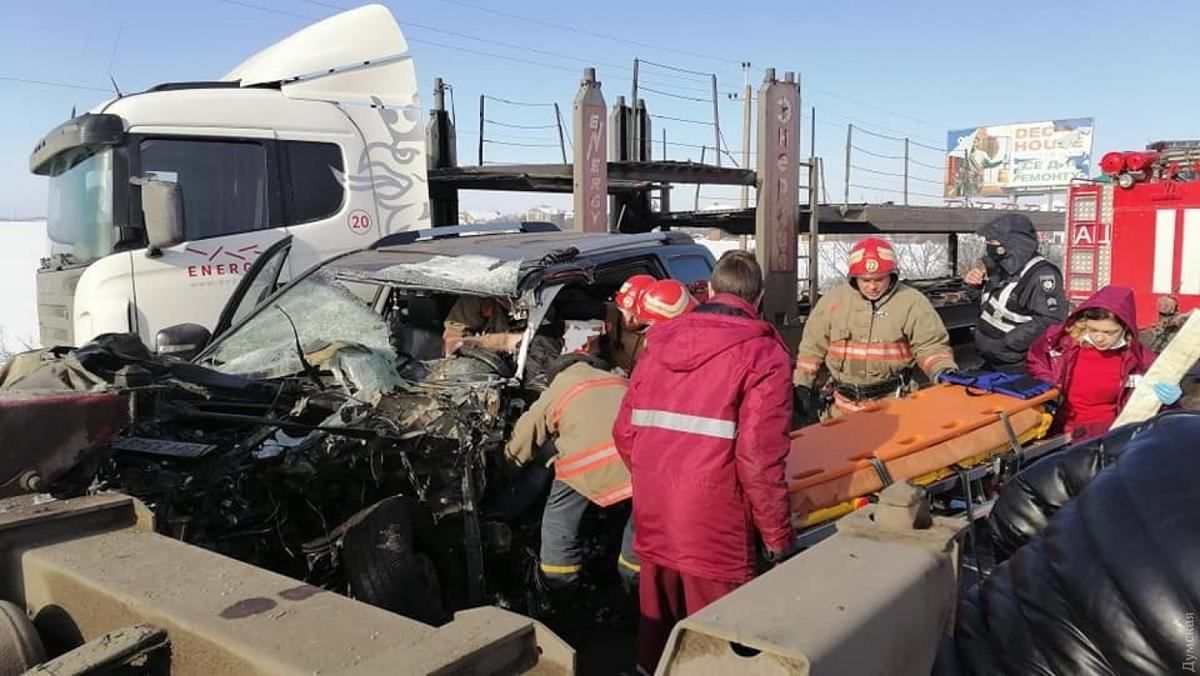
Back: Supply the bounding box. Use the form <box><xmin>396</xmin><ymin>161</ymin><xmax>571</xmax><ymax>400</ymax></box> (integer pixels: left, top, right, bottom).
<box><xmin>979</xmin><ymin>256</ymin><xmax>1046</xmax><ymax>333</ymax></box>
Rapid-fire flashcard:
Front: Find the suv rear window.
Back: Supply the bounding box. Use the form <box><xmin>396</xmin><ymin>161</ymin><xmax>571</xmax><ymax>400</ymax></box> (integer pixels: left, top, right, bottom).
<box><xmin>663</xmin><ymin>254</ymin><xmax>713</xmax><ymax>285</ymax></box>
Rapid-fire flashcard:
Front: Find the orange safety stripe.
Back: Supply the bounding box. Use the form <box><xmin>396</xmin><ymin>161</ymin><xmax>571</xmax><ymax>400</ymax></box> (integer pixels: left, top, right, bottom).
<box><xmin>555</xmin><ymin>442</ymin><xmax>621</xmax><ymax>479</ymax></box>
<box><xmin>796</xmin><ymin>356</ymin><xmax>823</xmax><ymax>373</ymax></box>
<box><xmin>921</xmin><ymin>352</ymin><xmax>955</xmax><ymax>373</ymax></box>
<box><xmin>592</xmin><ymin>481</ymin><xmax>633</xmax><ymax>507</ymax></box>
<box><xmin>828</xmin><ymin>340</ymin><xmax>912</xmax><ymax>361</ymax></box>
<box><xmin>549</xmin><ymin>377</ymin><xmax>627</xmax><ymax>428</ymax></box>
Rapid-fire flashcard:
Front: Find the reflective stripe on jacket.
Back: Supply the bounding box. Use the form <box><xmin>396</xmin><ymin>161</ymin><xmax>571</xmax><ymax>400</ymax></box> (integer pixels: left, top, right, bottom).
<box><xmin>613</xmin><ymin>294</ymin><xmax>793</xmax><ymax>584</ymax></box>
<box><xmin>505</xmin><ymin>362</ymin><xmax>631</xmax><ymax>506</ymax></box>
<box><xmin>794</xmin><ymin>282</ymin><xmax>957</xmax><ymax>389</ymax></box>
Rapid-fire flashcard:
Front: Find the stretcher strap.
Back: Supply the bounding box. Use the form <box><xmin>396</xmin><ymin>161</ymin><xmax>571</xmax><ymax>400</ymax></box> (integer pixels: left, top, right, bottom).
<box><xmin>996</xmin><ymin>410</ymin><xmax>1025</xmax><ymax>469</ymax></box>
<box><xmin>867</xmin><ymin>456</ymin><xmax>894</xmax><ymax>487</ymax></box>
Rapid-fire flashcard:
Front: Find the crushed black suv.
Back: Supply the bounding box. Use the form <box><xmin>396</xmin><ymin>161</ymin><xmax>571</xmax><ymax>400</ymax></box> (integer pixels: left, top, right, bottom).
<box><xmin>11</xmin><ymin>222</ymin><xmax>715</xmax><ymax>625</ymax></box>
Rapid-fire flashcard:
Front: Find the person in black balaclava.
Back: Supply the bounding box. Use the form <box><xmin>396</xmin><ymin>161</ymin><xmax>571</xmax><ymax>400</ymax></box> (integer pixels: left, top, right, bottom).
<box><xmin>963</xmin><ymin>214</ymin><xmax>1067</xmax><ymax>374</ymax></box>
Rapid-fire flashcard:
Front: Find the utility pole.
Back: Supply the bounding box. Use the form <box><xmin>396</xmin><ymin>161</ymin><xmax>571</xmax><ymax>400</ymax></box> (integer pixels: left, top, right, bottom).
<box><xmin>554</xmin><ymin>103</ymin><xmax>568</xmax><ymax>165</ymax></box>
<box><xmin>739</xmin><ymin>62</ymin><xmax>752</xmax><ymax>251</ymax></box>
<box><xmin>844</xmin><ymin>123</ymin><xmax>853</xmax><ymax>207</ymax></box>
<box><xmin>903</xmin><ymin>137</ymin><xmax>910</xmax><ymax>206</ymax></box>
<box><xmin>740</xmin><ymin>62</ymin><xmax>752</xmax><ymax>208</ymax></box>
<box><xmin>477</xmin><ymin>94</ymin><xmax>485</xmax><ymax>166</ymax></box>
<box><xmin>711</xmin><ymin>74</ymin><xmax>721</xmax><ymax>167</ymax></box>
<box><xmin>809</xmin><ymin>157</ymin><xmax>821</xmax><ymax>304</ymax></box>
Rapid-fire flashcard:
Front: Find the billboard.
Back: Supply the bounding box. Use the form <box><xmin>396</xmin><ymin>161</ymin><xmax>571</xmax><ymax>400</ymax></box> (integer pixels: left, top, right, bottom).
<box><xmin>945</xmin><ymin>118</ymin><xmax>1094</xmax><ymax>198</ymax></box>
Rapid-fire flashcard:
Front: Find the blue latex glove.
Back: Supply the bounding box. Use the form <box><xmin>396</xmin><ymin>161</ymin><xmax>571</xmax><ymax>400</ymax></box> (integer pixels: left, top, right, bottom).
<box><xmin>1152</xmin><ymin>381</ymin><xmax>1183</xmax><ymax>405</ymax></box>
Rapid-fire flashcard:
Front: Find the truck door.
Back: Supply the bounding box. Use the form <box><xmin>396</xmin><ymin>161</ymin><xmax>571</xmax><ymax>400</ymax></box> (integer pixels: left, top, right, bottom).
<box><xmin>128</xmin><ymin>136</ymin><xmax>289</xmax><ymax>343</ymax></box>
<box><xmin>273</xmin><ymin>139</ymin><xmax>365</xmax><ymax>280</ymax></box>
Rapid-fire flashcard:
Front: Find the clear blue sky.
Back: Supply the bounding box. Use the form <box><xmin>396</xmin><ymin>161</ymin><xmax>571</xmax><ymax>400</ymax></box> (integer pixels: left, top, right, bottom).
<box><xmin>2</xmin><ymin>0</ymin><xmax>1198</xmax><ymax>218</ymax></box>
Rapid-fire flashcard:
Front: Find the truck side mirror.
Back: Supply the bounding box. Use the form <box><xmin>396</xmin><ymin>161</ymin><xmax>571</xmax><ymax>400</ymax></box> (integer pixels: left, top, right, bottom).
<box><xmin>134</xmin><ymin>177</ymin><xmax>185</xmax><ymax>256</ymax></box>
<box><xmin>155</xmin><ymin>322</ymin><xmax>211</xmax><ymax>360</ymax></box>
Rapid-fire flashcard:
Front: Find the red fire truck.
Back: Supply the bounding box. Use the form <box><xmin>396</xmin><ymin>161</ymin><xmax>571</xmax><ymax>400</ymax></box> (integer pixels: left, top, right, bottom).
<box><xmin>1064</xmin><ymin>140</ymin><xmax>1200</xmax><ymax>329</ymax></box>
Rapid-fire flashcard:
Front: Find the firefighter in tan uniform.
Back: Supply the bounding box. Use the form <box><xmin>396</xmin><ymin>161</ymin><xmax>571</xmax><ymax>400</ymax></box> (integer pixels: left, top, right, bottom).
<box><xmin>793</xmin><ymin>237</ymin><xmax>957</xmax><ymax>421</ymax></box>
<box><xmin>505</xmin><ymin>321</ymin><xmax>639</xmax><ymax>595</ymax></box>
<box><xmin>442</xmin><ymin>296</ymin><xmax>524</xmax><ymax>356</ymax></box>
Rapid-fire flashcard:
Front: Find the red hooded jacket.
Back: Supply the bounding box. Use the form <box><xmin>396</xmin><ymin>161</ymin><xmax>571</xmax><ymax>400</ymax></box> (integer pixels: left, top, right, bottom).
<box><xmin>1026</xmin><ymin>285</ymin><xmax>1156</xmax><ymax>440</ymax></box>
<box><xmin>612</xmin><ymin>294</ymin><xmax>793</xmax><ymax>584</ymax></box>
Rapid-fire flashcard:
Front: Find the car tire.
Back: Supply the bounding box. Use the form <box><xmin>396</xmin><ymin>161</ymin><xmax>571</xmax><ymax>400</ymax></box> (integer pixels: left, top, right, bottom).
<box><xmin>0</xmin><ymin>600</ymin><xmax>45</xmax><ymax>673</ymax></box>
<box><xmin>341</xmin><ymin>496</ymin><xmax>450</xmax><ymax>626</ymax></box>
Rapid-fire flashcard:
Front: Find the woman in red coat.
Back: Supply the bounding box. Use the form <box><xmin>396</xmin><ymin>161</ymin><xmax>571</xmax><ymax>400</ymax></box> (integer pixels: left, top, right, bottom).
<box><xmin>1027</xmin><ymin>285</ymin><xmax>1180</xmax><ymax>441</ymax></box>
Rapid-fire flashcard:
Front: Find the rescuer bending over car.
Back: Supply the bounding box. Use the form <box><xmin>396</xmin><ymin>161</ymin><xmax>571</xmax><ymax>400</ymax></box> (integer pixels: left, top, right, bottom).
<box><xmin>793</xmin><ymin>237</ymin><xmax>958</xmax><ymax>422</ymax></box>
<box><xmin>442</xmin><ymin>296</ymin><xmax>525</xmax><ymax>356</ymax></box>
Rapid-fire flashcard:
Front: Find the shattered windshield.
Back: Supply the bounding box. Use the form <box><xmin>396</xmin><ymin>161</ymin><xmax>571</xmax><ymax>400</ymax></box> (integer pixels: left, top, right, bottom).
<box><xmin>46</xmin><ymin>147</ymin><xmax>115</xmax><ymax>262</ymax></box>
<box><xmin>201</xmin><ymin>270</ymin><xmax>392</xmax><ymax>379</ymax></box>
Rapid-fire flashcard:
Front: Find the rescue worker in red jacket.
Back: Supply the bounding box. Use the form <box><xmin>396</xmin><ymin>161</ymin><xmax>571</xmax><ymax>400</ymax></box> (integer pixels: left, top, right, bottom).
<box><xmin>613</xmin><ymin>251</ymin><xmax>794</xmax><ymax>675</ymax></box>
<box><xmin>1026</xmin><ymin>285</ymin><xmax>1180</xmax><ymax>441</ymax></box>
<box><xmin>504</xmin><ymin>320</ymin><xmax>639</xmax><ymax>601</ymax></box>
<box><xmin>794</xmin><ymin>237</ymin><xmax>957</xmax><ymax>421</ymax></box>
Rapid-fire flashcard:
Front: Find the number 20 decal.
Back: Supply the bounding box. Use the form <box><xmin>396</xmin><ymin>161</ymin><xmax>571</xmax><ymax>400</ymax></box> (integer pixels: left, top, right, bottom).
<box><xmin>347</xmin><ymin>210</ymin><xmax>373</xmax><ymax>236</ymax></box>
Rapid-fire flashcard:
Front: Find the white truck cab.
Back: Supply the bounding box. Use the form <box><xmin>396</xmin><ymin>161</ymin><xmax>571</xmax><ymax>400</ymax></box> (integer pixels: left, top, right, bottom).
<box><xmin>28</xmin><ymin>4</ymin><xmax>429</xmax><ymax>349</ymax></box>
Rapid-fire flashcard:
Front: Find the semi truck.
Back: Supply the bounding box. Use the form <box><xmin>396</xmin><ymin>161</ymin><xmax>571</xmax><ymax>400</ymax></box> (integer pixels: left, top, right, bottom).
<box><xmin>27</xmin><ymin>4</ymin><xmax>429</xmax><ymax>350</ymax></box>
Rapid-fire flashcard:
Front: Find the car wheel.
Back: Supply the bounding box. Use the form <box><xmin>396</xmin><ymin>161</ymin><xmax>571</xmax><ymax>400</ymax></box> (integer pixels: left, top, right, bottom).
<box><xmin>341</xmin><ymin>496</ymin><xmax>450</xmax><ymax>626</ymax></box>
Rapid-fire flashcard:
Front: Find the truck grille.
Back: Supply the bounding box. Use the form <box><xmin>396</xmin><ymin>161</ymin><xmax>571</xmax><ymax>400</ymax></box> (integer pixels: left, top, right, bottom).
<box><xmin>36</xmin><ymin>266</ymin><xmax>86</xmax><ymax>346</ymax></box>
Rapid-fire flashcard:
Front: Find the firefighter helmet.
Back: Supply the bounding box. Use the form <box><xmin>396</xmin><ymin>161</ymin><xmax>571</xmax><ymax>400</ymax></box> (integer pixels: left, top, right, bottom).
<box><xmin>615</xmin><ymin>274</ymin><xmax>656</xmax><ymax>317</ymax></box>
<box><xmin>636</xmin><ymin>279</ymin><xmax>698</xmax><ymax>325</ymax></box>
<box><xmin>847</xmin><ymin>237</ymin><xmax>899</xmax><ymax>277</ymax></box>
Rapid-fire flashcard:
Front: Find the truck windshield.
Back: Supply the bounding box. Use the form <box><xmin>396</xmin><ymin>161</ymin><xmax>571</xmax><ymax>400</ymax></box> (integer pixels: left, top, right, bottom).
<box><xmin>45</xmin><ymin>148</ymin><xmax>115</xmax><ymax>262</ymax></box>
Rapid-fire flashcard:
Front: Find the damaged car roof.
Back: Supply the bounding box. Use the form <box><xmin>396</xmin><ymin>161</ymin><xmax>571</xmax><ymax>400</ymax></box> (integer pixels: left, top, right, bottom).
<box><xmin>328</xmin><ymin>230</ymin><xmax>695</xmax><ymax>297</ymax></box>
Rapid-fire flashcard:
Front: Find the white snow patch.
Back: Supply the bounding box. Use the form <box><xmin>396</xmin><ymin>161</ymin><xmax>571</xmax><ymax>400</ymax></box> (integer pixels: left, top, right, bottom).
<box><xmin>0</xmin><ymin>220</ymin><xmax>46</xmax><ymax>356</ymax></box>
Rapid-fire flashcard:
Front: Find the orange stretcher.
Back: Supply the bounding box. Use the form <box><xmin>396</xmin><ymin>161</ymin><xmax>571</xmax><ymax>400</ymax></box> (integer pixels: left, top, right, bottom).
<box><xmin>788</xmin><ymin>384</ymin><xmax>1057</xmax><ymax>529</ymax></box>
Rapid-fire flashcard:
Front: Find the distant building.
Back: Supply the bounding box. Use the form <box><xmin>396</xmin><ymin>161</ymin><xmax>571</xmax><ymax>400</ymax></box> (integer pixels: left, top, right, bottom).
<box><xmin>525</xmin><ymin>206</ymin><xmax>569</xmax><ymax>228</ymax></box>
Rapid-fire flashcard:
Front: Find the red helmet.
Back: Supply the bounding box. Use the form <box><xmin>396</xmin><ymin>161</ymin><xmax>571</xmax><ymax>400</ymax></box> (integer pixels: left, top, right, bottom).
<box><xmin>635</xmin><ymin>279</ymin><xmax>698</xmax><ymax>325</ymax></box>
<box><xmin>615</xmin><ymin>274</ymin><xmax>656</xmax><ymax>318</ymax></box>
<box><xmin>847</xmin><ymin>237</ymin><xmax>898</xmax><ymax>277</ymax></box>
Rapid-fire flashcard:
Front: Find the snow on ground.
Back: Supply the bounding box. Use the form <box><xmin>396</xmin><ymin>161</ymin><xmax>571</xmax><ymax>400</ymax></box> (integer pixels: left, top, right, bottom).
<box><xmin>0</xmin><ymin>220</ymin><xmax>45</xmax><ymax>356</ymax></box>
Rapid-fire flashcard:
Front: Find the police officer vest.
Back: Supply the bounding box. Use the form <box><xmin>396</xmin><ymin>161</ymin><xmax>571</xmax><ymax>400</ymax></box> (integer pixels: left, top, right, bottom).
<box><xmin>979</xmin><ymin>256</ymin><xmax>1046</xmax><ymax>333</ymax></box>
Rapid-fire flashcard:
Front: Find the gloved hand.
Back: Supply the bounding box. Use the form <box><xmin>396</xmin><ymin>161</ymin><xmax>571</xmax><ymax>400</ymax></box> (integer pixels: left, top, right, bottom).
<box><xmin>792</xmin><ymin>385</ymin><xmax>818</xmax><ymax>428</ymax></box>
<box><xmin>1152</xmin><ymin>381</ymin><xmax>1183</xmax><ymax>405</ymax></box>
<box><xmin>935</xmin><ymin>370</ymin><xmax>959</xmax><ymax>384</ymax></box>
<box><xmin>765</xmin><ymin>536</ymin><xmax>803</xmax><ymax>566</ymax></box>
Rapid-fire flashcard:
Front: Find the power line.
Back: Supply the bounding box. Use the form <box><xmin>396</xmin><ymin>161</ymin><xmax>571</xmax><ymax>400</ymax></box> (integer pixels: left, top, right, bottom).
<box><xmin>0</xmin><ymin>76</ymin><xmax>111</xmax><ymax>93</ymax></box>
<box><xmin>640</xmin><ymin>85</ymin><xmax>710</xmax><ymax>103</ymax></box>
<box><xmin>909</xmin><ymin>139</ymin><xmax>945</xmax><ymax>152</ymax></box>
<box><xmin>282</xmin><ymin>0</ymin><xmax>948</xmax><ymax>157</ymax></box>
<box><xmin>909</xmin><ymin>175</ymin><xmax>944</xmax><ymax>186</ymax></box>
<box><xmin>638</xmin><ymin>58</ymin><xmax>713</xmax><ymax>80</ymax></box>
<box><xmin>851</xmin><ymin>183</ymin><xmax>945</xmax><ymax>200</ymax></box>
<box><xmin>439</xmin><ymin>0</ymin><xmax>743</xmax><ymax>67</ymax></box>
<box><xmin>850</xmin><ymin>164</ymin><xmax>905</xmax><ymax>178</ymax></box>
<box><xmin>852</xmin><ymin>125</ymin><xmax>906</xmax><ymax>143</ymax></box>
<box><xmin>217</xmin><ymin>0</ymin><xmax>312</xmax><ymax>20</ymax></box>
<box><xmin>850</xmin><ymin>144</ymin><xmax>905</xmax><ymax>161</ymax></box>
<box><xmin>482</xmin><ymin>95</ymin><xmax>555</xmax><ymax>108</ymax></box>
<box><xmin>808</xmin><ymin>84</ymin><xmax>946</xmax><ymax>131</ymax></box>
<box><xmin>484</xmin><ymin>119</ymin><xmax>558</xmax><ymax>130</ymax></box>
<box><xmin>483</xmin><ymin>139</ymin><xmax>561</xmax><ymax>148</ymax></box>
<box><xmin>652</xmin><ymin>113</ymin><xmax>711</xmax><ymax>126</ymax></box>
<box><xmin>909</xmin><ymin>157</ymin><xmax>945</xmax><ymax>170</ymax></box>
